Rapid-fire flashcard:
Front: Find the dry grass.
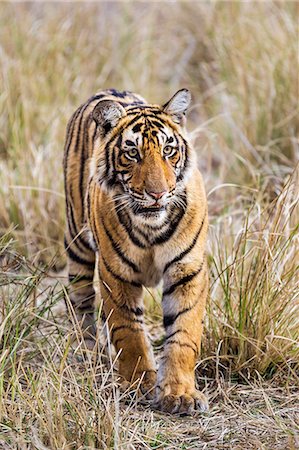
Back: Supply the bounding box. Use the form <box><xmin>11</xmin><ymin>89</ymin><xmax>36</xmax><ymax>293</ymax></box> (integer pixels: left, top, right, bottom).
<box><xmin>0</xmin><ymin>1</ymin><xmax>298</xmax><ymax>448</ymax></box>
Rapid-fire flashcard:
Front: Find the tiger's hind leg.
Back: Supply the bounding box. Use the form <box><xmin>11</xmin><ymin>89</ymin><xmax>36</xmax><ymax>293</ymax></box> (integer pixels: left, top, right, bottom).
<box><xmin>64</xmin><ymin>232</ymin><xmax>97</xmax><ymax>346</ymax></box>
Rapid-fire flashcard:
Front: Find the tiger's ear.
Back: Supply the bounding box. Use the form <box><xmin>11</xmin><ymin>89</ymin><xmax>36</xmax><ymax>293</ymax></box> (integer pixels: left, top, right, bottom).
<box><xmin>162</xmin><ymin>89</ymin><xmax>191</xmax><ymax>125</ymax></box>
<box><xmin>92</xmin><ymin>100</ymin><xmax>126</xmax><ymax>134</ymax></box>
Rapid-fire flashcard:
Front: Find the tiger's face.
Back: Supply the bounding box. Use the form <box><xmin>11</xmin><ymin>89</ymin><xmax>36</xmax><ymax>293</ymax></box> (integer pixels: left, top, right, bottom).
<box><xmin>91</xmin><ymin>90</ymin><xmax>194</xmax><ymax>220</ymax></box>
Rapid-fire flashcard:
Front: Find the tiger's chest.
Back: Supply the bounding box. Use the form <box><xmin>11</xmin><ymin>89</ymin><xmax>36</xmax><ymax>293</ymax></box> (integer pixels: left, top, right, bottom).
<box><xmin>87</xmin><ymin>181</ymin><xmax>191</xmax><ymax>289</ymax></box>
<box><xmin>137</xmin><ymin>250</ymin><xmax>164</xmax><ymax>287</ymax></box>
<box><xmin>122</xmin><ymin>214</ymin><xmax>181</xmax><ymax>287</ymax></box>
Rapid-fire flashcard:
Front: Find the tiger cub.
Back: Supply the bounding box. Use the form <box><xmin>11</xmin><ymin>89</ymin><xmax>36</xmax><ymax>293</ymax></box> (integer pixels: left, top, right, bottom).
<box><xmin>63</xmin><ymin>88</ymin><xmax>209</xmax><ymax>415</ymax></box>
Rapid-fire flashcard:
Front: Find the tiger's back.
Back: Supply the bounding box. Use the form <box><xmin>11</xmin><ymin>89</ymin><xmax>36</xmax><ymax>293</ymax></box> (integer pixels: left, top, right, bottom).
<box><xmin>63</xmin><ymin>88</ymin><xmax>209</xmax><ymax>415</ymax></box>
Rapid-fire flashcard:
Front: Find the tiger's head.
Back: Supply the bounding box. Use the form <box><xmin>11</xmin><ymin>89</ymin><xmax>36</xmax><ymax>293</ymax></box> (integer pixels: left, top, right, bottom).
<box><xmin>91</xmin><ymin>89</ymin><xmax>196</xmax><ymax>220</ymax></box>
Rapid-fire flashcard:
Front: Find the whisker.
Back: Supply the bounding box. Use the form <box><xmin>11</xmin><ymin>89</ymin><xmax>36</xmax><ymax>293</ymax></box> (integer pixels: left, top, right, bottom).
<box><xmin>114</xmin><ymin>200</ymin><xmax>132</xmax><ymax>213</ymax></box>
<box><xmin>172</xmin><ymin>197</ymin><xmax>187</xmax><ymax>212</ymax></box>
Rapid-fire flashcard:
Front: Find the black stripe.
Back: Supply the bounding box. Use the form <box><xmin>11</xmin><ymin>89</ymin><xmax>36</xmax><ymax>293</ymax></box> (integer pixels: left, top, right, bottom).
<box><xmin>66</xmin><ymin>185</ymin><xmax>77</xmax><ymax>226</ymax></box>
<box><xmin>126</xmin><ymin>107</ymin><xmax>161</xmax><ymax>115</ymax></box>
<box><xmin>112</xmin><ymin>136</ymin><xmax>120</xmax><ymax>171</ymax></box>
<box><xmin>116</xmin><ymin>208</ymin><xmax>147</xmax><ymax>249</ymax></box>
<box><xmin>71</xmin><ymin>298</ymin><xmax>94</xmax><ymax>311</ymax></box>
<box><xmin>66</xmin><ymin>205</ymin><xmax>93</xmax><ymax>253</ymax></box>
<box><xmin>116</xmin><ymin>169</ymin><xmax>130</xmax><ymax>175</ymax></box>
<box><xmin>132</xmin><ymin>123</ymin><xmax>142</xmax><ymax>133</ymax></box>
<box><xmin>111</xmin><ymin>324</ymin><xmax>142</xmax><ymax>341</ymax></box>
<box><xmin>163</xmin><ymin>262</ymin><xmax>204</xmax><ymax>297</ymax></box>
<box><xmin>106</xmin><ymin>89</ymin><xmax>129</xmax><ymax>99</ymax></box>
<box><xmin>64</xmin><ymin>106</ymin><xmax>84</xmax><ymax>164</ymax></box>
<box><xmin>117</xmin><ymin>101</ymin><xmax>145</xmax><ymax>108</ymax></box>
<box><xmin>103</xmin><ymin>114</ymin><xmax>144</xmax><ymax>151</ymax></box>
<box><xmin>109</xmin><ymin>134</ymin><xmax>122</xmax><ymax>186</ymax></box>
<box><xmin>70</xmin><ymin>293</ymin><xmax>95</xmax><ymax>309</ymax></box>
<box><xmin>86</xmin><ymin>184</ymin><xmax>91</xmax><ymax>215</ymax></box>
<box><xmin>165</xmin><ymin>329</ymin><xmax>199</xmax><ymax>352</ymax></box>
<box><xmin>165</xmin><ymin>340</ymin><xmax>198</xmax><ymax>355</ymax></box>
<box><xmin>69</xmin><ymin>221</ymin><xmax>93</xmax><ymax>253</ymax></box>
<box><xmin>163</xmin><ymin>277</ymin><xmax>207</xmax><ymax>328</ymax></box>
<box><xmin>150</xmin><ymin>119</ymin><xmax>165</xmax><ymax>129</ymax></box>
<box><xmin>68</xmin><ymin>274</ymin><xmax>94</xmax><ymax>282</ymax></box>
<box><xmin>122</xmin><ymin>174</ymin><xmax>133</xmax><ymax>184</ymax></box>
<box><xmin>144</xmin><ymin>219</ymin><xmax>167</xmax><ymax>231</ymax></box>
<box><xmin>100</xmin><ymin>282</ymin><xmax>144</xmax><ymax>318</ymax></box>
<box><xmin>74</xmin><ymin>98</ymin><xmax>98</xmax><ymax>154</ymax></box>
<box><xmin>78</xmin><ymin>115</ymin><xmax>90</xmax><ymax>211</ymax></box>
<box><xmin>102</xmin><ymin>218</ymin><xmax>141</xmax><ymax>272</ymax></box>
<box><xmin>163</xmin><ymin>212</ymin><xmax>206</xmax><ymax>273</ymax></box>
<box><xmin>131</xmin><ymin>204</ymin><xmax>166</xmax><ymax>216</ymax></box>
<box><xmin>125</xmin><ymin>139</ymin><xmax>135</xmax><ymax>146</ymax></box>
<box><xmin>86</xmin><ymin>186</ymin><xmax>98</xmax><ymax>249</ymax></box>
<box><xmin>114</xmin><ymin>337</ymin><xmax>125</xmax><ymax>347</ymax></box>
<box><xmin>101</xmin><ymin>256</ymin><xmax>142</xmax><ymax>288</ymax></box>
<box><xmin>152</xmin><ymin>193</ymin><xmax>187</xmax><ymax>245</ymax></box>
<box><xmin>64</xmin><ymin>238</ymin><xmax>95</xmax><ymax>270</ymax></box>
<box><xmin>142</xmin><ymin>113</ymin><xmax>172</xmax><ymax>121</ymax></box>
<box><xmin>104</xmin><ymin>135</ymin><xmax>115</xmax><ymax>179</ymax></box>
<box><xmin>165</xmin><ymin>329</ymin><xmax>184</xmax><ymax>340</ymax></box>
<box><xmin>92</xmin><ymin>121</ymin><xmax>98</xmax><ymax>144</ymax></box>
<box><xmin>129</xmin><ymin>306</ymin><xmax>144</xmax><ymax>316</ymax></box>
<box><xmin>71</xmin><ymin>304</ymin><xmax>94</xmax><ymax>313</ymax></box>
<box><xmin>102</xmin><ymin>135</ymin><xmax>123</xmax><ymax>188</ymax></box>
<box><xmin>64</xmin><ymin>99</ymin><xmax>92</xmax><ymax>158</ymax></box>
<box><xmin>177</xmin><ymin>140</ymin><xmax>189</xmax><ymax>183</ymax></box>
<box><xmin>163</xmin><ymin>307</ymin><xmax>192</xmax><ymax>328</ymax></box>
<box><xmin>131</xmin><ymin>221</ymin><xmax>151</xmax><ymax>241</ymax></box>
<box><xmin>75</xmin><ymin>305</ymin><xmax>94</xmax><ymax>313</ymax></box>
<box><xmin>88</xmin><ymin>93</ymin><xmax>107</xmax><ymax>104</ymax></box>
<box><xmin>126</xmin><ymin>113</ymin><xmax>170</xmax><ymax>127</ymax></box>
<box><xmin>115</xmin><ymin>309</ymin><xmax>143</xmax><ymax>323</ymax></box>
<box><xmin>65</xmin><ymin>199</ymin><xmax>78</xmax><ymax>242</ymax></box>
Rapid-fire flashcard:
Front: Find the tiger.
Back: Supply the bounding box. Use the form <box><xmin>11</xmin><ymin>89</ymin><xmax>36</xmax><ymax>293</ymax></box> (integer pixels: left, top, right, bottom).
<box><xmin>63</xmin><ymin>88</ymin><xmax>209</xmax><ymax>415</ymax></box>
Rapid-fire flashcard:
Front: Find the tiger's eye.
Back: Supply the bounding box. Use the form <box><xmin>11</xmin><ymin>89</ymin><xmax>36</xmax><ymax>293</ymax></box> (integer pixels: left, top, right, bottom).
<box><xmin>125</xmin><ymin>148</ymin><xmax>139</xmax><ymax>160</ymax></box>
<box><xmin>163</xmin><ymin>145</ymin><xmax>175</xmax><ymax>157</ymax></box>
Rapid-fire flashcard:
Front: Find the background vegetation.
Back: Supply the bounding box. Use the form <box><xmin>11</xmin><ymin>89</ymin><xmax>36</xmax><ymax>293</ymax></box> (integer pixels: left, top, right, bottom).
<box><xmin>0</xmin><ymin>2</ymin><xmax>298</xmax><ymax>448</ymax></box>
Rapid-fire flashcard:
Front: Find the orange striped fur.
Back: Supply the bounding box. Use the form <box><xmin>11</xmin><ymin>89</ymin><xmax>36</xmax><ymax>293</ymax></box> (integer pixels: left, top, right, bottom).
<box><xmin>63</xmin><ymin>88</ymin><xmax>209</xmax><ymax>414</ymax></box>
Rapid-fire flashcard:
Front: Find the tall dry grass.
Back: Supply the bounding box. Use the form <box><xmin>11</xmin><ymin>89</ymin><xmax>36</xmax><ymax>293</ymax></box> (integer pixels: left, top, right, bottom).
<box><xmin>0</xmin><ymin>1</ymin><xmax>298</xmax><ymax>448</ymax></box>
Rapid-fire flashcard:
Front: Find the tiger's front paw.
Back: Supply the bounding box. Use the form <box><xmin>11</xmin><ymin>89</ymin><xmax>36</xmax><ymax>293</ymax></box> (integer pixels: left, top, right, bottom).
<box><xmin>120</xmin><ymin>370</ymin><xmax>157</xmax><ymax>401</ymax></box>
<box><xmin>154</xmin><ymin>384</ymin><xmax>208</xmax><ymax>415</ymax></box>
<box><xmin>140</xmin><ymin>370</ymin><xmax>157</xmax><ymax>400</ymax></box>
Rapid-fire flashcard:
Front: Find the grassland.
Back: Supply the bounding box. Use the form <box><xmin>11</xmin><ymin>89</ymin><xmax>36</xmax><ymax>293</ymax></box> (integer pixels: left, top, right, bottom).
<box><xmin>0</xmin><ymin>2</ymin><xmax>298</xmax><ymax>448</ymax></box>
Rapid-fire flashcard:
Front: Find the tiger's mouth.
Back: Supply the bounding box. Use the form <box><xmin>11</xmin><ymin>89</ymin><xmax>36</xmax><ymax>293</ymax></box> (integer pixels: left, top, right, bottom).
<box><xmin>134</xmin><ymin>204</ymin><xmax>166</xmax><ymax>215</ymax></box>
<box><xmin>125</xmin><ymin>190</ymin><xmax>170</xmax><ymax>216</ymax></box>
<box><xmin>130</xmin><ymin>199</ymin><xmax>167</xmax><ymax>215</ymax></box>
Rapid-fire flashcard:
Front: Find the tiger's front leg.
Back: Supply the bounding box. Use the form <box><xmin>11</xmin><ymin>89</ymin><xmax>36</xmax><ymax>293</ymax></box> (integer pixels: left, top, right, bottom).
<box><xmin>156</xmin><ymin>259</ymin><xmax>209</xmax><ymax>415</ymax></box>
<box><xmin>98</xmin><ymin>256</ymin><xmax>156</xmax><ymax>397</ymax></box>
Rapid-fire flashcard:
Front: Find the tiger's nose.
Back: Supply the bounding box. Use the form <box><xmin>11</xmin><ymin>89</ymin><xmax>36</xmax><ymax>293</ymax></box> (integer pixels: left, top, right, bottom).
<box><xmin>146</xmin><ymin>190</ymin><xmax>167</xmax><ymax>200</ymax></box>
